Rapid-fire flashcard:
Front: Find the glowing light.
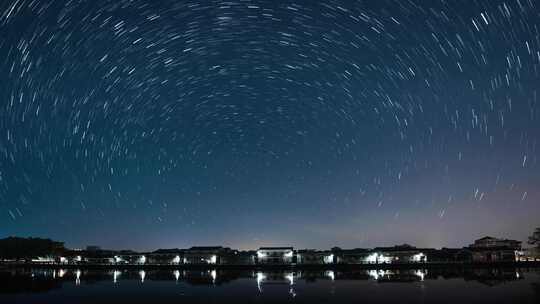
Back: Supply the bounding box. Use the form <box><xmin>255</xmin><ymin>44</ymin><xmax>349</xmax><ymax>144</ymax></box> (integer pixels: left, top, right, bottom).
<box><xmin>210</xmin><ymin>270</ymin><xmax>217</xmax><ymax>283</ymax></box>
<box><xmin>172</xmin><ymin>255</ymin><xmax>181</xmax><ymax>264</ymax></box>
<box><xmin>289</xmin><ymin>287</ymin><xmax>296</xmax><ymax>298</ymax></box>
<box><xmin>368</xmin><ymin>270</ymin><xmax>386</xmax><ymax>280</ymax></box>
<box><xmin>113</xmin><ymin>270</ymin><xmax>121</xmax><ymax>283</ymax></box>
<box><xmin>326</xmin><ymin>270</ymin><xmax>335</xmax><ymax>281</ymax></box>
<box><xmin>139</xmin><ymin>270</ymin><xmax>146</xmax><ymax>283</ymax></box>
<box><xmin>365</xmin><ymin>253</ymin><xmax>378</xmax><ymax>263</ymax></box>
<box><xmin>415</xmin><ymin>270</ymin><xmax>426</xmax><ymax>281</ymax></box>
<box><xmin>324</xmin><ymin>254</ymin><xmax>334</xmax><ymax>264</ymax></box>
<box><xmin>138</xmin><ymin>256</ymin><xmax>146</xmax><ymax>265</ymax></box>
<box><xmin>174</xmin><ymin>270</ymin><xmax>180</xmax><ymax>282</ymax></box>
<box><xmin>412</xmin><ymin>253</ymin><xmax>426</xmax><ymax>262</ymax></box>
<box><xmin>284</xmin><ymin>251</ymin><xmax>293</xmax><ymax>258</ymax></box>
<box><xmin>209</xmin><ymin>255</ymin><xmax>217</xmax><ymax>264</ymax></box>
<box><xmin>285</xmin><ymin>273</ymin><xmax>294</xmax><ymax>285</ymax></box>
<box><xmin>75</xmin><ymin>270</ymin><xmax>81</xmax><ymax>285</ymax></box>
<box><xmin>58</xmin><ymin>269</ymin><xmax>66</xmax><ymax>278</ymax></box>
<box><xmin>114</xmin><ymin>256</ymin><xmax>123</xmax><ymax>264</ymax></box>
<box><xmin>257</xmin><ymin>251</ymin><xmax>266</xmax><ymax>258</ymax></box>
<box><xmin>256</xmin><ymin>272</ymin><xmax>266</xmax><ymax>292</ymax></box>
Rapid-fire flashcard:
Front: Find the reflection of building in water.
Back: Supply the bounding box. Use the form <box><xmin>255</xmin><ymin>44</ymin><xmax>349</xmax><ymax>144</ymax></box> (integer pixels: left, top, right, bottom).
<box><xmin>464</xmin><ymin>268</ymin><xmax>523</xmax><ymax>286</ymax></box>
<box><xmin>57</xmin><ymin>269</ymin><xmax>66</xmax><ymax>278</ymax></box>
<box><xmin>210</xmin><ymin>270</ymin><xmax>217</xmax><ymax>284</ymax></box>
<box><xmin>255</xmin><ymin>271</ymin><xmax>296</xmax><ymax>296</ymax></box>
<box><xmin>414</xmin><ymin>270</ymin><xmax>426</xmax><ymax>281</ymax></box>
<box><xmin>325</xmin><ymin>270</ymin><xmax>335</xmax><ymax>281</ymax></box>
<box><xmin>0</xmin><ymin>268</ymin><xmax>533</xmax><ymax>293</ymax></box>
<box><xmin>256</xmin><ymin>272</ymin><xmax>265</xmax><ymax>292</ymax></box>
<box><xmin>255</xmin><ymin>271</ymin><xmax>296</xmax><ymax>284</ymax></box>
<box><xmin>368</xmin><ymin>270</ymin><xmax>390</xmax><ymax>280</ymax></box>
<box><xmin>139</xmin><ymin>270</ymin><xmax>145</xmax><ymax>283</ymax></box>
<box><xmin>368</xmin><ymin>269</ymin><xmax>427</xmax><ymax>282</ymax></box>
<box><xmin>0</xmin><ymin>271</ymin><xmax>63</xmax><ymax>294</ymax></box>
<box><xmin>181</xmin><ymin>270</ymin><xmax>223</xmax><ymax>285</ymax></box>
<box><xmin>256</xmin><ymin>247</ymin><xmax>294</xmax><ymax>264</ymax></box>
<box><xmin>112</xmin><ymin>270</ymin><xmax>121</xmax><ymax>283</ymax></box>
<box><xmin>75</xmin><ymin>270</ymin><xmax>81</xmax><ymax>285</ymax></box>
<box><xmin>468</xmin><ymin>236</ymin><xmax>522</xmax><ymax>262</ymax></box>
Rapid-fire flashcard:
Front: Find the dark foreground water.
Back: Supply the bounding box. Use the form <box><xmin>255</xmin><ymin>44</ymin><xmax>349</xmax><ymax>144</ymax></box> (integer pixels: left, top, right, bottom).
<box><xmin>1</xmin><ymin>267</ymin><xmax>539</xmax><ymax>303</ymax></box>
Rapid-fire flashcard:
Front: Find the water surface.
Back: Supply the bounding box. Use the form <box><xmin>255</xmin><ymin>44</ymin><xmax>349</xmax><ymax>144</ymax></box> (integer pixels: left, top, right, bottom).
<box><xmin>1</xmin><ymin>267</ymin><xmax>539</xmax><ymax>303</ymax></box>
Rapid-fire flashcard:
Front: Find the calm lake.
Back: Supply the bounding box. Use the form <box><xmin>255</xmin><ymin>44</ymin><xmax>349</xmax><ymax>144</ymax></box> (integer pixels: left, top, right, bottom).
<box><xmin>1</xmin><ymin>267</ymin><xmax>539</xmax><ymax>303</ymax></box>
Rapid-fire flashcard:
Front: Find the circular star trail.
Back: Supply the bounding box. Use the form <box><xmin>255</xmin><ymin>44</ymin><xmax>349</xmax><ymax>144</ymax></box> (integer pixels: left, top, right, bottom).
<box><xmin>0</xmin><ymin>0</ymin><xmax>539</xmax><ymax>250</ymax></box>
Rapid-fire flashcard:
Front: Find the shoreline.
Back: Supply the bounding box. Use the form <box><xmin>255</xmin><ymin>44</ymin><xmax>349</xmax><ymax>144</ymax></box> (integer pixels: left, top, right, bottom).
<box><xmin>2</xmin><ymin>261</ymin><xmax>539</xmax><ymax>270</ymax></box>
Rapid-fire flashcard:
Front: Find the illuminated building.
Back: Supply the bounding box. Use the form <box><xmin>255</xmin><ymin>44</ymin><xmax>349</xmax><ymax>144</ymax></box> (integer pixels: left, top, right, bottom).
<box><xmin>256</xmin><ymin>247</ymin><xmax>294</xmax><ymax>264</ymax></box>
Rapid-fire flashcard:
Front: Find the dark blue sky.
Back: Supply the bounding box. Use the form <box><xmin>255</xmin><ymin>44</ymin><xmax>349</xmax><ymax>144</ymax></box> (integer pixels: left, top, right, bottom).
<box><xmin>0</xmin><ymin>0</ymin><xmax>539</xmax><ymax>251</ymax></box>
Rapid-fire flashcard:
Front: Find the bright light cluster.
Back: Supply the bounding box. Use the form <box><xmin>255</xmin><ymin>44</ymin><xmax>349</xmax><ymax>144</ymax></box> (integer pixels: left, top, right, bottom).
<box><xmin>412</xmin><ymin>253</ymin><xmax>426</xmax><ymax>262</ymax></box>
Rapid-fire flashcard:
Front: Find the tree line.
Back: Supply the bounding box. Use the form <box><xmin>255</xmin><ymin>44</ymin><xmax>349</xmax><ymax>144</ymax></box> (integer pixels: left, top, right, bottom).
<box><xmin>0</xmin><ymin>237</ymin><xmax>66</xmax><ymax>259</ymax></box>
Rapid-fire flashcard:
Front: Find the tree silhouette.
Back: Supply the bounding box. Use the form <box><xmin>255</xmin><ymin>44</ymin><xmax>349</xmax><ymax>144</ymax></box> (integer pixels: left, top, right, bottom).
<box><xmin>0</xmin><ymin>237</ymin><xmax>65</xmax><ymax>259</ymax></box>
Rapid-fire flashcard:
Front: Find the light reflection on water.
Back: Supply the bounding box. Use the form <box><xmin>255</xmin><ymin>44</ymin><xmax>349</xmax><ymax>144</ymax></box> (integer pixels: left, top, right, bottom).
<box><xmin>139</xmin><ymin>270</ymin><xmax>145</xmax><ymax>283</ymax></box>
<box><xmin>75</xmin><ymin>269</ymin><xmax>81</xmax><ymax>286</ymax></box>
<box><xmin>173</xmin><ymin>270</ymin><xmax>180</xmax><ymax>283</ymax></box>
<box><xmin>1</xmin><ymin>267</ymin><xmax>539</xmax><ymax>303</ymax></box>
<box><xmin>113</xmin><ymin>270</ymin><xmax>121</xmax><ymax>283</ymax></box>
<box><xmin>14</xmin><ymin>267</ymin><xmax>526</xmax><ymax>286</ymax></box>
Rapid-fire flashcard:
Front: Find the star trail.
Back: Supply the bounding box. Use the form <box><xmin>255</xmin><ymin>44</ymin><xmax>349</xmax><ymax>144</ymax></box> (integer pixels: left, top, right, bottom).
<box><xmin>0</xmin><ymin>0</ymin><xmax>539</xmax><ymax>251</ymax></box>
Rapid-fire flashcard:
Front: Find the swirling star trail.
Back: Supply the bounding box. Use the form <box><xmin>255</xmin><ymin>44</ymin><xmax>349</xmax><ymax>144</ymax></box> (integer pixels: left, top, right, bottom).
<box><xmin>0</xmin><ymin>0</ymin><xmax>539</xmax><ymax>250</ymax></box>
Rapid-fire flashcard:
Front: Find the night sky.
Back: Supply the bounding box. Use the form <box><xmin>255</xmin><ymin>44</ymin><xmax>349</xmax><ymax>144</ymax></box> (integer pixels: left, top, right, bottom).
<box><xmin>0</xmin><ymin>0</ymin><xmax>539</xmax><ymax>251</ymax></box>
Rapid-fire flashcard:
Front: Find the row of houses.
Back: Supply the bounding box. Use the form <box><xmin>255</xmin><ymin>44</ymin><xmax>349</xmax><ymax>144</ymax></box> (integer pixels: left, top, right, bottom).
<box><xmin>22</xmin><ymin>237</ymin><xmax>538</xmax><ymax>266</ymax></box>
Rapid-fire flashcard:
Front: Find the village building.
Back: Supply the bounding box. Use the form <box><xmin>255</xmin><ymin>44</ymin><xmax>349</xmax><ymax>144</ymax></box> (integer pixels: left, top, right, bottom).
<box><xmin>220</xmin><ymin>250</ymin><xmax>256</xmax><ymax>265</ymax></box>
<box><xmin>373</xmin><ymin>244</ymin><xmax>428</xmax><ymax>264</ymax></box>
<box><xmin>183</xmin><ymin>246</ymin><xmax>228</xmax><ymax>265</ymax></box>
<box><xmin>468</xmin><ymin>236</ymin><xmax>522</xmax><ymax>262</ymax></box>
<box><xmin>425</xmin><ymin>248</ymin><xmax>472</xmax><ymax>263</ymax></box>
<box><xmin>256</xmin><ymin>247</ymin><xmax>294</xmax><ymax>264</ymax></box>
<box><xmin>331</xmin><ymin>248</ymin><xmax>371</xmax><ymax>264</ymax></box>
<box><xmin>296</xmin><ymin>249</ymin><xmax>333</xmax><ymax>264</ymax></box>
